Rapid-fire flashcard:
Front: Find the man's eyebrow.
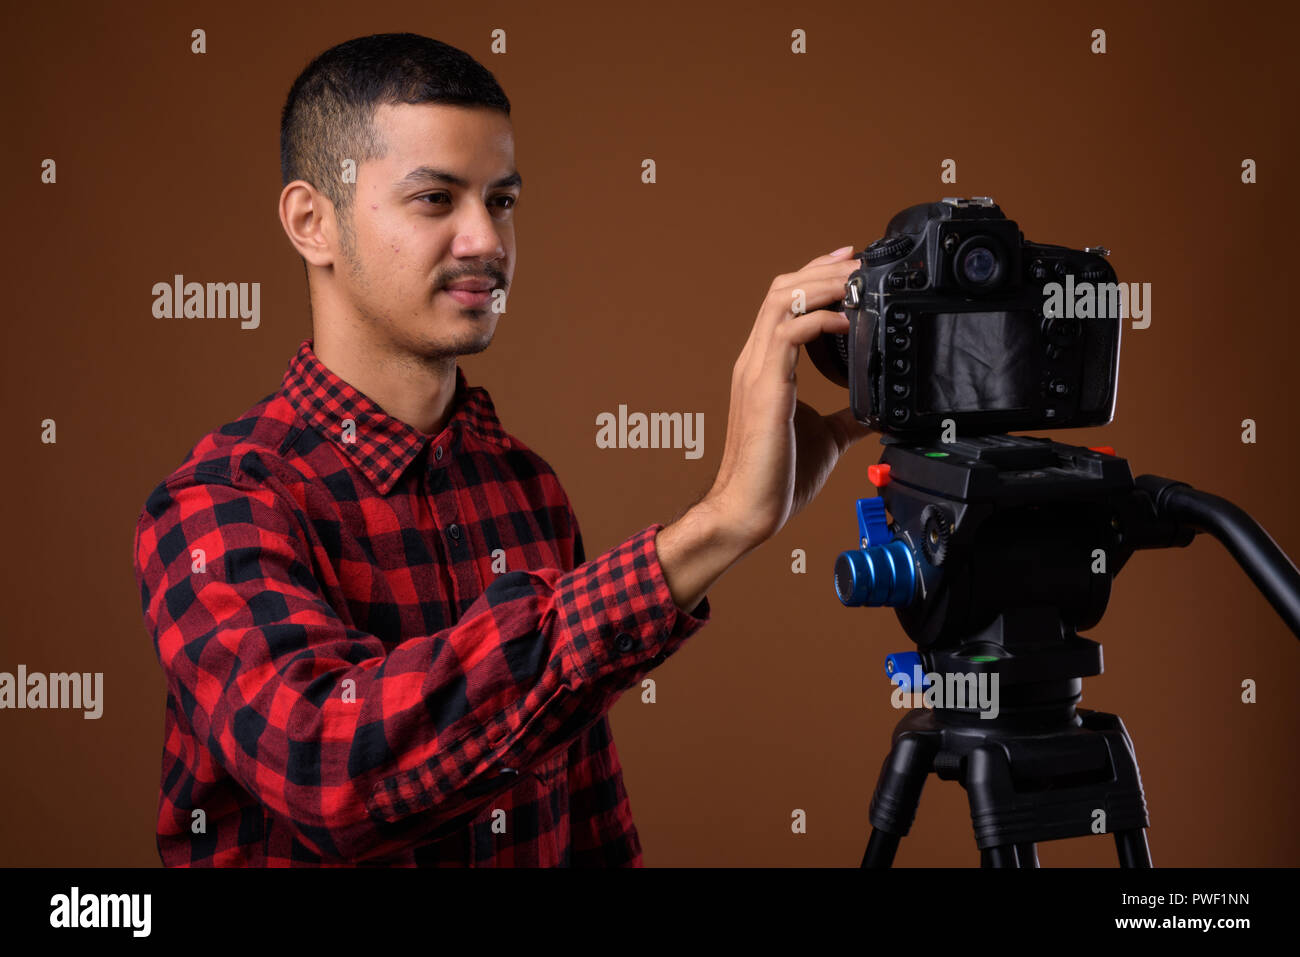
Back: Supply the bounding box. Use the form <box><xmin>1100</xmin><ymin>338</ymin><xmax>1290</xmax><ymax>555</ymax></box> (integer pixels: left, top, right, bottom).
<box><xmin>396</xmin><ymin>166</ymin><xmax>523</xmax><ymax>190</ymax></box>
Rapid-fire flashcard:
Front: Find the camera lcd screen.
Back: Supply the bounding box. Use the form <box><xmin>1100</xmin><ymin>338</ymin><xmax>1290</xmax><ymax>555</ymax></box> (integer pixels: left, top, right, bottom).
<box><xmin>915</xmin><ymin>311</ymin><xmax>1036</xmax><ymax>414</ymax></box>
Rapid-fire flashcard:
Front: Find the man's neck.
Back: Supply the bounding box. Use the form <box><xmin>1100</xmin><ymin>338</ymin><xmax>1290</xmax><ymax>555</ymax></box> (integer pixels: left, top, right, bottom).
<box><xmin>313</xmin><ymin>331</ymin><xmax>458</xmax><ymax>436</ymax></box>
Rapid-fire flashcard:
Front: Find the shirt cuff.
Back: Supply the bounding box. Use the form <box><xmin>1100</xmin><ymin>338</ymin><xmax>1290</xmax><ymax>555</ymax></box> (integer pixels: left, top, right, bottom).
<box><xmin>556</xmin><ymin>522</ymin><xmax>711</xmax><ymax>684</ymax></box>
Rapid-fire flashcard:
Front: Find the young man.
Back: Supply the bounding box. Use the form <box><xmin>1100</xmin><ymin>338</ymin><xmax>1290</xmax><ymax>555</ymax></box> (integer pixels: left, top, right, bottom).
<box><xmin>133</xmin><ymin>32</ymin><xmax>872</xmax><ymax>866</ymax></box>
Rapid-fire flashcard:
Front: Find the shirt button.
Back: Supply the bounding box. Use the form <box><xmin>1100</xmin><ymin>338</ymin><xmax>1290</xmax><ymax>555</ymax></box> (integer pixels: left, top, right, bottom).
<box><xmin>434</xmin><ymin>445</ymin><xmax>443</xmax><ymax>460</ymax></box>
<box><xmin>615</xmin><ymin>632</ymin><xmax>635</xmax><ymax>653</ymax></box>
<box><xmin>449</xmin><ymin>524</ymin><xmax>461</xmax><ymax>540</ymax></box>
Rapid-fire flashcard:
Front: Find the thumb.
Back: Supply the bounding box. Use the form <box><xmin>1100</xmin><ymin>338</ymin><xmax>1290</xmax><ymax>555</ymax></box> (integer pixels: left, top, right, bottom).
<box><xmin>827</xmin><ymin>406</ymin><xmax>877</xmax><ymax>451</ymax></box>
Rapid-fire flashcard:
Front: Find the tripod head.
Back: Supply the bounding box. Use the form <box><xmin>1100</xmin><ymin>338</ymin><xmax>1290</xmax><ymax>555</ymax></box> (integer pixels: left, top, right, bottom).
<box><xmin>837</xmin><ymin>434</ymin><xmax>1300</xmax><ymax>865</ymax></box>
<box><xmin>835</xmin><ymin>433</ymin><xmax>1300</xmax><ymax>722</ymax></box>
<box><xmin>835</xmin><ymin>434</ymin><xmax>1190</xmax><ymax>697</ymax></box>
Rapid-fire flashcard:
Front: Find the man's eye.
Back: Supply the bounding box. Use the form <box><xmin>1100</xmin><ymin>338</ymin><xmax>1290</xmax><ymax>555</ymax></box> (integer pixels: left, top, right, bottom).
<box><xmin>416</xmin><ymin>193</ymin><xmax>516</xmax><ymax>211</ymax></box>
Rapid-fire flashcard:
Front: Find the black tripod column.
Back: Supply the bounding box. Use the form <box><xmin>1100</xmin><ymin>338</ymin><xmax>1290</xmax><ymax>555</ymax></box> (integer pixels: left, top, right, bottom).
<box><xmin>862</xmin><ymin>720</ymin><xmax>938</xmax><ymax>867</ymax></box>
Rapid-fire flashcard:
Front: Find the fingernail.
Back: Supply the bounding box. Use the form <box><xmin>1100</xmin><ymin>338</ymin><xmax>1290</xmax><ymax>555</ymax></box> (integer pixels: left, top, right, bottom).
<box><xmin>829</xmin><ymin>245</ymin><xmax>853</xmax><ymax>257</ymax></box>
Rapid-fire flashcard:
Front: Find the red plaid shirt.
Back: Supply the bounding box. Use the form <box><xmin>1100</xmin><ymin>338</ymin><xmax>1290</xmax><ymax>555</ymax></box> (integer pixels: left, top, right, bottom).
<box><xmin>132</xmin><ymin>340</ymin><xmax>711</xmax><ymax>866</ymax></box>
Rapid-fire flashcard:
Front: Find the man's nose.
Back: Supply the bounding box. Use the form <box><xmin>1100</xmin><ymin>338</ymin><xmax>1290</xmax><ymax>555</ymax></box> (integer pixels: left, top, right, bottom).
<box><xmin>451</xmin><ymin>201</ymin><xmax>505</xmax><ymax>262</ymax></box>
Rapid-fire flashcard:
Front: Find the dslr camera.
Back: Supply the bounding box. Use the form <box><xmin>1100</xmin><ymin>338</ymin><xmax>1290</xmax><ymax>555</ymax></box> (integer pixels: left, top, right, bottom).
<box><xmin>807</xmin><ymin>197</ymin><xmax>1121</xmax><ymax>437</ymax></box>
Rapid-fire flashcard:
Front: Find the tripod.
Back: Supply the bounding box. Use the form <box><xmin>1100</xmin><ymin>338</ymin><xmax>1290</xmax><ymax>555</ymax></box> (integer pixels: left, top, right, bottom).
<box><xmin>833</xmin><ymin>434</ymin><xmax>1300</xmax><ymax>867</ymax></box>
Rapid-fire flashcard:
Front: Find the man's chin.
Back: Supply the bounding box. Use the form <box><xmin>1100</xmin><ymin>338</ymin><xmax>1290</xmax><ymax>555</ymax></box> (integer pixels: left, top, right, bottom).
<box><xmin>406</xmin><ymin>329</ymin><xmax>494</xmax><ymax>362</ymax></box>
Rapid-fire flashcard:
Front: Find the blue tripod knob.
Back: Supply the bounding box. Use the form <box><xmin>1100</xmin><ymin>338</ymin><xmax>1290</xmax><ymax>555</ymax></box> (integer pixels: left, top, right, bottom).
<box><xmin>884</xmin><ymin>652</ymin><xmax>929</xmax><ymax>691</ymax></box>
<box><xmin>834</xmin><ymin>497</ymin><xmax>917</xmax><ymax>607</ymax></box>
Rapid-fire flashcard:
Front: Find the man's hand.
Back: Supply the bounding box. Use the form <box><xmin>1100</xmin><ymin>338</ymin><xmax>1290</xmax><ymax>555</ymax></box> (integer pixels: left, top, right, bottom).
<box><xmin>706</xmin><ymin>245</ymin><xmax>878</xmax><ymax>552</ymax></box>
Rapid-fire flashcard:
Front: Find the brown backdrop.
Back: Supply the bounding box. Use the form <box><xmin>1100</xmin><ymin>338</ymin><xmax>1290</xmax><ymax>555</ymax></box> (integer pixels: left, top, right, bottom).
<box><xmin>2</xmin><ymin>0</ymin><xmax>1296</xmax><ymax>867</ymax></box>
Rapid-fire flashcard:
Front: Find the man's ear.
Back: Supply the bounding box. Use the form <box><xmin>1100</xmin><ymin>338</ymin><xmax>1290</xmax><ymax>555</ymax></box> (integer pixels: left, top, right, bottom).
<box><xmin>280</xmin><ymin>180</ymin><xmax>337</xmax><ymax>269</ymax></box>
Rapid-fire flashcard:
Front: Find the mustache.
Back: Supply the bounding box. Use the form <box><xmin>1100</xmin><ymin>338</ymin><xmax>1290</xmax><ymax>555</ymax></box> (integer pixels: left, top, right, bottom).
<box><xmin>440</xmin><ymin>269</ymin><xmax>507</xmax><ymax>288</ymax></box>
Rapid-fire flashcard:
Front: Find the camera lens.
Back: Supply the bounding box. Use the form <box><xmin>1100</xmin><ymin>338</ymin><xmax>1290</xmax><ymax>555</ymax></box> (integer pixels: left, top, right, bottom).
<box><xmin>962</xmin><ymin>247</ymin><xmax>997</xmax><ymax>284</ymax></box>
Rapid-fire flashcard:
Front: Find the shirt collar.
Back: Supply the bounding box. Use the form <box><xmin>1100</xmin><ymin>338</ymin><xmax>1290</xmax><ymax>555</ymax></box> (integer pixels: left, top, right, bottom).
<box><xmin>281</xmin><ymin>339</ymin><xmax>512</xmax><ymax>494</ymax></box>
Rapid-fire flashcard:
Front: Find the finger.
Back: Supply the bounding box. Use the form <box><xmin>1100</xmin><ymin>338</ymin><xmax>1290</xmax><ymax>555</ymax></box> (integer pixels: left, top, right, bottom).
<box><xmin>774</xmin><ymin>255</ymin><xmax>861</xmax><ymax>291</ymax></box>
<box><xmin>758</xmin><ymin>270</ymin><xmax>855</xmax><ymax>343</ymax></box>
<box><xmin>739</xmin><ymin>251</ymin><xmax>856</xmax><ymax>374</ymax></box>
<box><xmin>802</xmin><ymin>245</ymin><xmax>856</xmax><ymax>270</ymax></box>
<box><xmin>770</xmin><ymin>259</ymin><xmax>862</xmax><ymax>301</ymax></box>
<box><xmin>762</xmin><ymin>308</ymin><xmax>852</xmax><ymax>380</ymax></box>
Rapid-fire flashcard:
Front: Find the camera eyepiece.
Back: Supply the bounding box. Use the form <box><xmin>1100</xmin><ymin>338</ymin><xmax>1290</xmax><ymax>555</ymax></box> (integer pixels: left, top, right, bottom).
<box><xmin>954</xmin><ymin>235</ymin><xmax>1006</xmax><ymax>291</ymax></box>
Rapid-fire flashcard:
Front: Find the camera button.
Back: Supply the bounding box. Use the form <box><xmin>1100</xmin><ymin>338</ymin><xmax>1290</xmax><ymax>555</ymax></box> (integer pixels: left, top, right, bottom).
<box><xmin>890</xmin><ymin>357</ymin><xmax>910</xmax><ymax>375</ymax></box>
<box><xmin>890</xmin><ymin>382</ymin><xmax>910</xmax><ymax>398</ymax></box>
<box><xmin>890</xmin><ymin>334</ymin><xmax>911</xmax><ymax>351</ymax></box>
<box><xmin>889</xmin><ymin>271</ymin><xmax>907</xmax><ymax>290</ymax></box>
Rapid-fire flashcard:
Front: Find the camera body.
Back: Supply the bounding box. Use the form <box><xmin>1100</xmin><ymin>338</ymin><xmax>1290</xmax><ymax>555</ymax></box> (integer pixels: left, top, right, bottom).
<box><xmin>807</xmin><ymin>198</ymin><xmax>1121</xmax><ymax>438</ymax></box>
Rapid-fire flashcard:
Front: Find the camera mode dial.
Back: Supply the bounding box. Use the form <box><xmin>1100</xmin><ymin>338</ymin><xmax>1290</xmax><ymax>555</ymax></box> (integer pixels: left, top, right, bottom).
<box><xmin>863</xmin><ymin>235</ymin><xmax>915</xmax><ymax>265</ymax></box>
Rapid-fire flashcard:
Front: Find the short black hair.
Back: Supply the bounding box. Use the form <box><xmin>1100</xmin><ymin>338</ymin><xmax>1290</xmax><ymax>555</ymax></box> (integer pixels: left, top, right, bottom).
<box><xmin>279</xmin><ymin>33</ymin><xmax>511</xmax><ymax>257</ymax></box>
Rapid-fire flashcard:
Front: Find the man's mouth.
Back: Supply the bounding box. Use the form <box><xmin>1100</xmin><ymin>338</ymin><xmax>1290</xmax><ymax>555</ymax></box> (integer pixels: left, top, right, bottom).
<box><xmin>442</xmin><ymin>287</ymin><xmax>494</xmax><ymax>308</ymax></box>
<box><xmin>442</xmin><ymin>278</ymin><xmax>498</xmax><ymax>309</ymax></box>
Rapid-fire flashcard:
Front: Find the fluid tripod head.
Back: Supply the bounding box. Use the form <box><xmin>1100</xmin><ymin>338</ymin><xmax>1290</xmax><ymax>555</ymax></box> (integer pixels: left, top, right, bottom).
<box><xmin>834</xmin><ymin>434</ymin><xmax>1192</xmax><ymax>714</ymax></box>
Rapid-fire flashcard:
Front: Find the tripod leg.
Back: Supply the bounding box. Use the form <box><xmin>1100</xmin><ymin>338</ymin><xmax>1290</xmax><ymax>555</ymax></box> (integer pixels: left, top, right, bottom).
<box><xmin>1114</xmin><ymin>828</ymin><xmax>1152</xmax><ymax>867</ymax></box>
<box><xmin>981</xmin><ymin>845</ymin><xmax>1020</xmax><ymax>868</ymax></box>
<box><xmin>1015</xmin><ymin>842</ymin><xmax>1040</xmax><ymax>867</ymax></box>
<box><xmin>967</xmin><ymin>745</ymin><xmax>1027</xmax><ymax>869</ymax></box>
<box><xmin>862</xmin><ymin>830</ymin><xmax>900</xmax><ymax>867</ymax></box>
<box><xmin>862</xmin><ymin>723</ymin><xmax>938</xmax><ymax>868</ymax></box>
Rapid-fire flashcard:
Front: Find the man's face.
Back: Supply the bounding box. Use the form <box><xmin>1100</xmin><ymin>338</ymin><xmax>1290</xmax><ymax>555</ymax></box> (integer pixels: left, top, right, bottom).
<box><xmin>336</xmin><ymin>102</ymin><xmax>519</xmax><ymax>361</ymax></box>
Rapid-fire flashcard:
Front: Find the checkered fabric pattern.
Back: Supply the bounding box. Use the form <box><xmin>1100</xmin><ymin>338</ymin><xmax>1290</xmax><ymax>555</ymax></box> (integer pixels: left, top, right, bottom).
<box><xmin>132</xmin><ymin>339</ymin><xmax>711</xmax><ymax>866</ymax></box>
